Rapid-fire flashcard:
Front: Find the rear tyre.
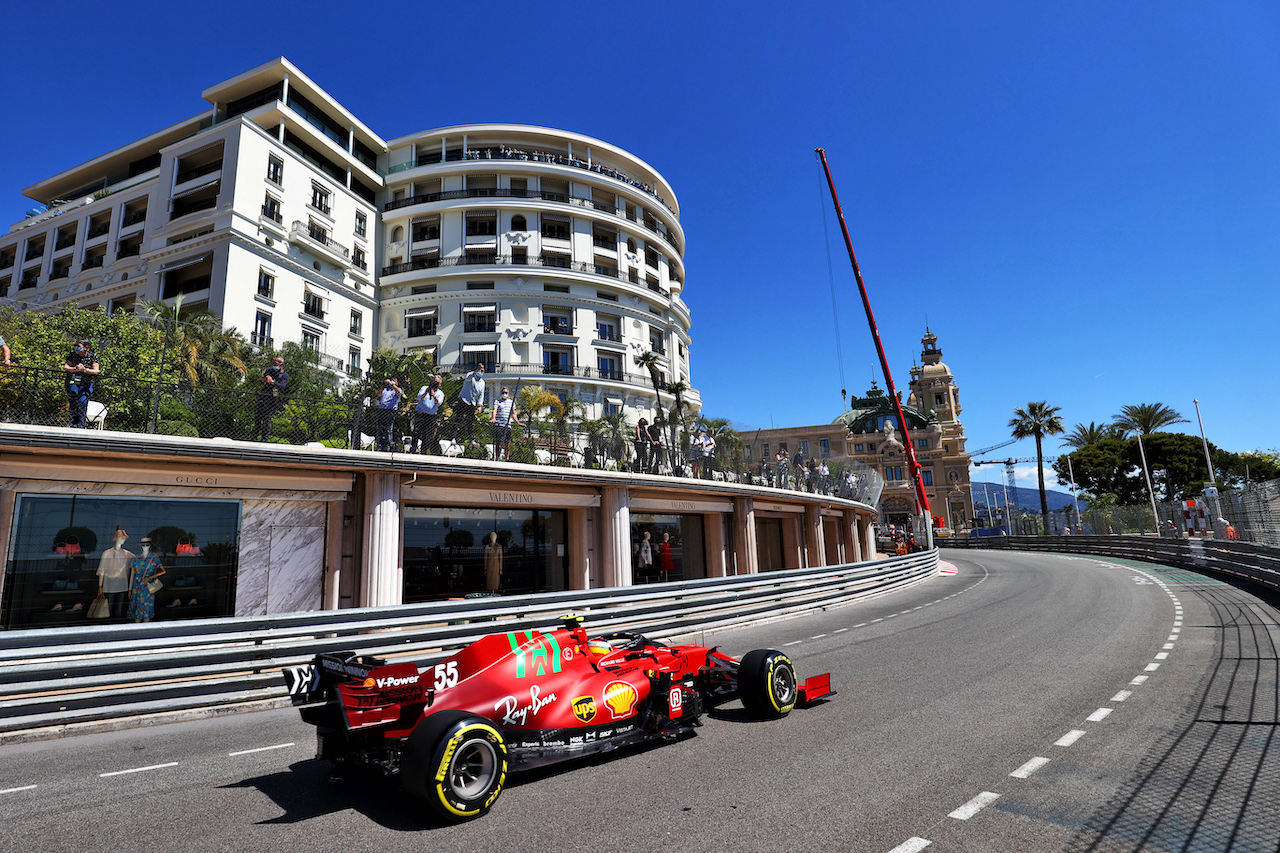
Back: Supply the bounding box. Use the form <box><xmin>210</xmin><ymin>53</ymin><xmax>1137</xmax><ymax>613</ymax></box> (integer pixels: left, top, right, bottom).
<box><xmin>738</xmin><ymin>649</ymin><xmax>798</xmax><ymax>718</ymax></box>
<box><xmin>401</xmin><ymin>711</ymin><xmax>508</xmax><ymax>820</ymax></box>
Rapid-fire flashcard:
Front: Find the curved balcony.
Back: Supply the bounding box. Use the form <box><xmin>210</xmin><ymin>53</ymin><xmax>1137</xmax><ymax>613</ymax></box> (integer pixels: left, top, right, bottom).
<box><xmin>380</xmin><ymin>253</ymin><xmax>671</xmax><ymax>298</ymax></box>
<box><xmin>382</xmin><ymin>187</ymin><xmax>683</xmax><ymax>256</ymax></box>
<box><xmin>386</xmin><ymin>148</ymin><xmax>675</xmax><ymax>215</ymax></box>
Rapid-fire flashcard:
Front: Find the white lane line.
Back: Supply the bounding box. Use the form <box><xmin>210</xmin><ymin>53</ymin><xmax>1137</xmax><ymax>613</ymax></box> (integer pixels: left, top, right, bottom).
<box><xmin>1055</xmin><ymin>730</ymin><xmax>1086</xmax><ymax>747</ymax></box>
<box><xmin>1010</xmin><ymin>757</ymin><xmax>1050</xmax><ymax>779</ymax></box>
<box><xmin>834</xmin><ymin>627</ymin><xmax>849</xmax><ymax>634</ymax></box>
<box><xmin>0</xmin><ymin>785</ymin><xmax>37</xmax><ymax>794</ymax></box>
<box><xmin>1175</xmin><ymin>621</ymin><xmax>1183</xmax><ymax>627</ymax></box>
<box><xmin>1131</xmin><ymin>675</ymin><xmax>1149</xmax><ymax>685</ymax></box>
<box><xmin>887</xmin><ymin>838</ymin><xmax>932</xmax><ymax>853</ymax></box>
<box><xmin>784</xmin><ymin>640</ymin><xmax>804</xmax><ymax>647</ymax></box>
<box><xmin>886</xmin><ymin>614</ymin><xmax>898</xmax><ymax>619</ymax></box>
<box><xmin>1171</xmin><ymin>628</ymin><xmax>1180</xmax><ymax>634</ymax></box>
<box><xmin>810</xmin><ymin>634</ymin><xmax>827</xmax><ymax>640</ymax></box>
<box><xmin>1087</xmin><ymin>708</ymin><xmax>1113</xmax><ymax>722</ymax></box>
<box><xmin>853</xmin><ymin>623</ymin><xmax>868</xmax><ymax>628</ymax></box>
<box><xmin>1145</xmin><ymin>662</ymin><xmax>1161</xmax><ymax>671</ymax></box>
<box><xmin>1112</xmin><ymin>690</ymin><xmax>1133</xmax><ymax>702</ymax></box>
<box><xmin>871</xmin><ymin>618</ymin><xmax>884</xmax><ymax>623</ymax></box>
<box><xmin>1155</xmin><ymin>652</ymin><xmax>1169</xmax><ymax>660</ymax></box>
<box><xmin>949</xmin><ymin>791</ymin><xmax>1001</xmax><ymax>820</ymax></box>
<box><xmin>1163</xmin><ymin>643</ymin><xmax>1175</xmax><ymax>649</ymax></box>
<box><xmin>99</xmin><ymin>762</ymin><xmax>179</xmax><ymax>778</ymax></box>
<box><xmin>228</xmin><ymin>742</ymin><xmax>296</xmax><ymax>757</ymax></box>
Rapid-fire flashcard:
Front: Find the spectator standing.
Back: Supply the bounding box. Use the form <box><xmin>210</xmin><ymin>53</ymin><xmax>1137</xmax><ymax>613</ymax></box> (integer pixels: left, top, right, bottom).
<box><xmin>253</xmin><ymin>356</ymin><xmax>289</xmax><ymax>441</ymax></box>
<box><xmin>0</xmin><ymin>333</ymin><xmax>11</xmax><ymax>365</ymax></box>
<box><xmin>410</xmin><ymin>375</ymin><xmax>444</xmax><ymax>454</ymax></box>
<box><xmin>490</xmin><ymin>386</ymin><xmax>522</xmax><ymax>460</ymax></box>
<box><xmin>701</xmin><ymin>430</ymin><xmax>716</xmax><ymax>479</ymax></box>
<box><xmin>689</xmin><ymin>428</ymin><xmax>705</xmax><ymax>479</ymax></box>
<box><xmin>647</xmin><ymin>417</ymin><xmax>665</xmax><ymax>474</ymax></box>
<box><xmin>634</xmin><ymin>417</ymin><xmax>651</xmax><ymax>473</ymax></box>
<box><xmin>456</xmin><ymin>363</ymin><xmax>486</xmax><ymax>445</ymax></box>
<box><xmin>62</xmin><ymin>339</ymin><xmax>99</xmax><ymax>428</ymax></box>
<box><xmin>775</xmin><ymin>450</ymin><xmax>788</xmax><ymax>488</ymax></box>
<box><xmin>375</xmin><ymin>376</ymin><xmax>404</xmax><ymax>452</ymax></box>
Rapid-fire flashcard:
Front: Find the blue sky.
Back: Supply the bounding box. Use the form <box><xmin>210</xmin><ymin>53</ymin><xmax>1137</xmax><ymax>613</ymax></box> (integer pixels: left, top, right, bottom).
<box><xmin>3</xmin><ymin>1</ymin><xmax>1277</xmax><ymax>488</ymax></box>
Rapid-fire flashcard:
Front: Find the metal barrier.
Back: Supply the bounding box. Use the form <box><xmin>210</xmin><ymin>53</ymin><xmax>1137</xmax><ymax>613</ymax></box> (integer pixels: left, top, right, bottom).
<box><xmin>941</xmin><ymin>536</ymin><xmax>1280</xmax><ymax>595</ymax></box>
<box><xmin>0</xmin><ymin>551</ymin><xmax>937</xmax><ymax>735</ymax></box>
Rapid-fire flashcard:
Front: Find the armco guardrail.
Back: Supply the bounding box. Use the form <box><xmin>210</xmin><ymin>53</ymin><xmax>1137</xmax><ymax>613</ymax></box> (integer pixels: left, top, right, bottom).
<box><xmin>941</xmin><ymin>535</ymin><xmax>1280</xmax><ymax>594</ymax></box>
<box><xmin>0</xmin><ymin>551</ymin><xmax>936</xmax><ymax>735</ymax></box>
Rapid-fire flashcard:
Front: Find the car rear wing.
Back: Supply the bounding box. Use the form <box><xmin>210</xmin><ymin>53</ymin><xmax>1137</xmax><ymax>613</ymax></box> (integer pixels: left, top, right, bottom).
<box><xmin>286</xmin><ymin>651</ymin><xmax>435</xmax><ymax>732</ymax></box>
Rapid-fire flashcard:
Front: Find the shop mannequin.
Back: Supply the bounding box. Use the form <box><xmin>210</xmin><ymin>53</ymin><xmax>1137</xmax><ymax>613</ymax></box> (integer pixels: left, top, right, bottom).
<box><xmin>485</xmin><ymin>532</ymin><xmax>504</xmax><ymax>591</ymax></box>
<box><xmin>126</xmin><ymin>537</ymin><xmax>166</xmax><ymax>623</ymax></box>
<box><xmin>636</xmin><ymin>530</ymin><xmax>653</xmax><ymax>581</ymax></box>
<box><xmin>97</xmin><ymin>529</ymin><xmax>134</xmax><ymax>619</ymax></box>
<box><xmin>658</xmin><ymin>532</ymin><xmax>675</xmax><ymax>580</ymax></box>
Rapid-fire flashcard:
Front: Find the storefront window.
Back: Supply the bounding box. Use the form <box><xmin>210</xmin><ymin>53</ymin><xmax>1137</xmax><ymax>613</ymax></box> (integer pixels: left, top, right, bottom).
<box><xmin>2</xmin><ymin>495</ymin><xmax>240</xmax><ymax>630</ymax></box>
<box><xmin>403</xmin><ymin>507</ymin><xmax>567</xmax><ymax>601</ymax></box>
<box><xmin>629</xmin><ymin>514</ymin><xmax>705</xmax><ymax>583</ymax></box>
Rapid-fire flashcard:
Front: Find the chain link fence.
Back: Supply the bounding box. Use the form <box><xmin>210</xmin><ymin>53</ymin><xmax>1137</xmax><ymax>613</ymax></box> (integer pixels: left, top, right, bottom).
<box><xmin>0</xmin><ymin>362</ymin><xmax>884</xmax><ymax>503</ymax></box>
<box><xmin>1039</xmin><ymin>479</ymin><xmax>1280</xmax><ymax>546</ymax></box>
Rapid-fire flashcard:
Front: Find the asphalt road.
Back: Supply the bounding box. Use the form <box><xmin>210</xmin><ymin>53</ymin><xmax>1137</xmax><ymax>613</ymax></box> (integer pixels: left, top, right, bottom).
<box><xmin>1</xmin><ymin>550</ymin><xmax>1276</xmax><ymax>853</ymax></box>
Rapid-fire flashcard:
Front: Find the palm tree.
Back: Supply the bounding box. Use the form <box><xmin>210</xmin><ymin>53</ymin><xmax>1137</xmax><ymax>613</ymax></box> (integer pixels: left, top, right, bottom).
<box><xmin>1112</xmin><ymin>403</ymin><xmax>1188</xmax><ymax>436</ymax></box>
<box><xmin>697</xmin><ymin>416</ymin><xmax>742</xmax><ymax>474</ymax></box>
<box><xmin>140</xmin><ymin>296</ymin><xmax>248</xmax><ymax>386</ymax></box>
<box><xmin>1009</xmin><ymin>401</ymin><xmax>1066</xmax><ymax>533</ymax></box>
<box><xmin>1063</xmin><ymin>421</ymin><xmax>1122</xmax><ymax>449</ymax></box>
<box><xmin>665</xmin><ymin>380</ymin><xmax>692</xmax><ymax>471</ymax></box>
<box><xmin>634</xmin><ymin>350</ymin><xmax>671</xmax><ymax>469</ymax></box>
<box><xmin>583</xmin><ymin>409</ymin><xmax>631</xmax><ymax>469</ymax></box>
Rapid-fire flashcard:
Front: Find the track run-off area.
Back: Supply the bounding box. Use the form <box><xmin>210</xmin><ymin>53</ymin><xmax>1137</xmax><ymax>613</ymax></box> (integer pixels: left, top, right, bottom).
<box><xmin>0</xmin><ymin>549</ymin><xmax>1276</xmax><ymax>852</ymax></box>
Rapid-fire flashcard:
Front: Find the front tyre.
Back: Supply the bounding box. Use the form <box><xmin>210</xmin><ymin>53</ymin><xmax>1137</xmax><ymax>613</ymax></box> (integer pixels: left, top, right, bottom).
<box><xmin>738</xmin><ymin>649</ymin><xmax>798</xmax><ymax>718</ymax></box>
<box><xmin>402</xmin><ymin>711</ymin><xmax>508</xmax><ymax>820</ymax></box>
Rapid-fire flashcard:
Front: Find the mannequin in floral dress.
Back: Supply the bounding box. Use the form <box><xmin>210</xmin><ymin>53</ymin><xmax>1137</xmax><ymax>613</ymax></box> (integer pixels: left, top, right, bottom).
<box><xmin>126</xmin><ymin>537</ymin><xmax>166</xmax><ymax>622</ymax></box>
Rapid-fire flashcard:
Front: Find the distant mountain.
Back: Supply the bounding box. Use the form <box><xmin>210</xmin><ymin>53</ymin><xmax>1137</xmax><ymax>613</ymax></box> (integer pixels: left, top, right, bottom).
<box><xmin>969</xmin><ymin>481</ymin><xmax>1082</xmax><ymax>514</ymax></box>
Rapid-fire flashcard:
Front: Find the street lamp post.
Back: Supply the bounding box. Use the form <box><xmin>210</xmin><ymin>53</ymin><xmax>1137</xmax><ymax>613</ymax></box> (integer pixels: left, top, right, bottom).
<box><xmin>1135</xmin><ymin>432</ymin><xmax>1161</xmax><ymax>534</ymax></box>
<box><xmin>1065</xmin><ymin>454</ymin><xmax>1082</xmax><ymax>532</ymax></box>
<box><xmin>1193</xmin><ymin>399</ymin><xmax>1216</xmax><ymax>488</ymax></box>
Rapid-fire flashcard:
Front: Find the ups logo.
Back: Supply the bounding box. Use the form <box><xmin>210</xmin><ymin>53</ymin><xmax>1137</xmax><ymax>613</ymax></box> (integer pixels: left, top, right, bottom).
<box><xmin>572</xmin><ymin>695</ymin><xmax>597</xmax><ymax>723</ymax></box>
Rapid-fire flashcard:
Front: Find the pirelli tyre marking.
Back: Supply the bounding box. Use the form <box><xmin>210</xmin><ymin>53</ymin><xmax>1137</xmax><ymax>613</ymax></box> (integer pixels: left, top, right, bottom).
<box><xmin>431</xmin><ymin>720</ymin><xmax>508</xmax><ymax>818</ymax></box>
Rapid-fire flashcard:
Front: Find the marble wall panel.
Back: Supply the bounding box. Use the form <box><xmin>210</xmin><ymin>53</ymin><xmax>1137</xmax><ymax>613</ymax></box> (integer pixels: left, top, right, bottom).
<box><xmin>236</xmin><ymin>500</ymin><xmax>327</xmax><ymax>617</ymax></box>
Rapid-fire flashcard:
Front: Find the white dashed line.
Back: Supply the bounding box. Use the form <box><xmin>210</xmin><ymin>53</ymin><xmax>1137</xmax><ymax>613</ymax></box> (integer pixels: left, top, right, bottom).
<box><xmin>1145</xmin><ymin>663</ymin><xmax>1161</xmax><ymax>671</ymax></box>
<box><xmin>871</xmin><ymin>618</ymin><xmax>884</xmax><ymax>623</ymax></box>
<box><xmin>1086</xmin><ymin>708</ymin><xmax>1113</xmax><ymax>722</ymax></box>
<box><xmin>833</xmin><ymin>627</ymin><xmax>848</xmax><ymax>634</ymax></box>
<box><xmin>1155</xmin><ymin>652</ymin><xmax>1169</xmax><ymax>660</ymax></box>
<box><xmin>0</xmin><ymin>785</ymin><xmax>37</xmax><ymax>795</ymax></box>
<box><xmin>810</xmin><ymin>634</ymin><xmax>827</xmax><ymax>640</ymax></box>
<box><xmin>228</xmin><ymin>742</ymin><xmax>296</xmax><ymax>757</ymax></box>
<box><xmin>1055</xmin><ymin>730</ymin><xmax>1086</xmax><ymax>747</ymax></box>
<box><xmin>1112</xmin><ymin>690</ymin><xmax>1133</xmax><ymax>702</ymax></box>
<box><xmin>886</xmin><ymin>613</ymin><xmax>898</xmax><ymax>619</ymax></box>
<box><xmin>887</xmin><ymin>838</ymin><xmax>932</xmax><ymax>853</ymax></box>
<box><xmin>99</xmin><ymin>762</ymin><xmax>179</xmax><ymax>778</ymax></box>
<box><xmin>784</xmin><ymin>640</ymin><xmax>804</xmax><ymax>647</ymax></box>
<box><xmin>1010</xmin><ymin>757</ymin><xmax>1050</xmax><ymax>778</ymax></box>
<box><xmin>1131</xmin><ymin>675</ymin><xmax>1149</xmax><ymax>685</ymax></box>
<box><xmin>853</xmin><ymin>623</ymin><xmax>868</xmax><ymax>628</ymax></box>
<box><xmin>1163</xmin><ymin>642</ymin><xmax>1175</xmax><ymax>649</ymax></box>
<box><xmin>949</xmin><ymin>791</ymin><xmax>1000</xmax><ymax>820</ymax></box>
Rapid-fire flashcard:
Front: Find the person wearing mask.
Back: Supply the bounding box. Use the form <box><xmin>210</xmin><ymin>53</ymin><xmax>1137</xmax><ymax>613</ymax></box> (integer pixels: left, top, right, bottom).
<box><xmin>254</xmin><ymin>356</ymin><xmax>289</xmax><ymax>441</ymax></box>
<box><xmin>410</xmin><ymin>375</ymin><xmax>445</xmax><ymax>454</ymax></box>
<box><xmin>375</xmin><ymin>376</ymin><xmax>404</xmax><ymax>452</ymax></box>
<box><xmin>490</xmin><ymin>386</ymin><xmax>522</xmax><ymax>461</ymax></box>
<box><xmin>62</xmin><ymin>339</ymin><xmax>99</xmax><ymax>428</ymax></box>
<box><xmin>456</xmin><ymin>362</ymin><xmax>486</xmax><ymax>446</ymax></box>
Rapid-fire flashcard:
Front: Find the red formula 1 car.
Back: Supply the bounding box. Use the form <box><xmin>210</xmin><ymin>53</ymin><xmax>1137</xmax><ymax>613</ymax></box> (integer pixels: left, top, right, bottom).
<box><xmin>286</xmin><ymin>615</ymin><xmax>833</xmax><ymax>820</ymax></box>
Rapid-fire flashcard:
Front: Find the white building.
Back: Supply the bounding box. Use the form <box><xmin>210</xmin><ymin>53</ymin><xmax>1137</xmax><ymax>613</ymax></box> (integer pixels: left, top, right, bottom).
<box><xmin>0</xmin><ymin>59</ymin><xmax>697</xmax><ymax>421</ymax></box>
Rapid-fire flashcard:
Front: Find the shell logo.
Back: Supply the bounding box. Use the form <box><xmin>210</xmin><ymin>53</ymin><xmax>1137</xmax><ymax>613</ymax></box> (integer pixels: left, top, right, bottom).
<box><xmin>603</xmin><ymin>680</ymin><xmax>639</xmax><ymax>719</ymax></box>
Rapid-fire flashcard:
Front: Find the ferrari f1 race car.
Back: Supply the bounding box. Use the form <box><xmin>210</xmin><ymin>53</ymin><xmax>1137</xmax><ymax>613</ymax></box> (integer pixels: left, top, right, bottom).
<box><xmin>286</xmin><ymin>615</ymin><xmax>833</xmax><ymax>820</ymax></box>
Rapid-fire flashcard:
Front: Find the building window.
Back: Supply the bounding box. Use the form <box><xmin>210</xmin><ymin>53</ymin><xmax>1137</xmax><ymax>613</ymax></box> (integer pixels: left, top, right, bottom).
<box><xmin>267</xmin><ymin>156</ymin><xmax>283</xmax><ymax>185</ymax></box>
<box><xmin>257</xmin><ymin>269</ymin><xmax>274</xmax><ymax>299</ymax></box>
<box><xmin>412</xmin><ymin>219</ymin><xmax>440</xmax><ymax>242</ymax></box>
<box><xmin>744</xmin><ymin>446</ymin><xmax>753</xmax><ymax>462</ymax></box>
<box><xmin>308</xmin><ymin>220</ymin><xmax>329</xmax><ymax>244</ymax></box>
<box><xmin>934</xmin><ymin>394</ymin><xmax>944</xmax><ymax>406</ymax></box>
<box><xmin>820</xmin><ymin>438</ymin><xmax>830</xmax><ymax>456</ymax></box>
<box><xmin>761</xmin><ymin>443</ymin><xmax>769</xmax><ymax>460</ymax></box>
<box><xmin>408</xmin><ymin>315</ymin><xmax>438</xmax><ymax>337</ymax></box>
<box><xmin>261</xmin><ymin>193</ymin><xmax>282</xmax><ymax>223</ymax></box>
<box><xmin>799</xmin><ymin>440</ymin><xmax>809</xmax><ymax>455</ymax></box>
<box><xmin>854</xmin><ymin>444</ymin><xmax>863</xmax><ymax>452</ymax></box>
<box><xmin>352</xmin><ymin>246</ymin><xmax>366</xmax><ymax>271</ymax></box>
<box><xmin>648</xmin><ymin>327</ymin><xmax>665</xmax><ymax>354</ymax></box>
<box><xmin>543</xmin><ymin>283</ymin><xmax>569</xmax><ymax>293</ymax></box>
<box><xmin>349</xmin><ymin>310</ymin><xmax>362</xmax><ymax>336</ymax></box>
<box><xmin>348</xmin><ymin>347</ymin><xmax>362</xmax><ymax>376</ymax></box>
<box><xmin>465</xmin><ymin>214</ymin><xmax>497</xmax><ymax>237</ymax></box>
<box><xmin>302</xmin><ymin>328</ymin><xmax>322</xmax><ymax>353</ymax></box>
<box><xmin>355</xmin><ymin>211</ymin><xmax>367</xmax><ymax>238</ymax></box>
<box><xmin>461</xmin><ymin>346</ymin><xmax>497</xmax><ymax>372</ymax></box>
<box><xmin>918</xmin><ymin>438</ymin><xmax>928</xmax><ymax>449</ymax></box>
<box><xmin>596</xmin><ymin>317</ymin><xmax>620</xmax><ymax>342</ymax></box>
<box><xmin>466</xmin><ymin>281</ymin><xmax>495</xmax><ymax>290</ymax></box>
<box><xmin>310</xmin><ymin>184</ymin><xmax>331</xmax><ymax>215</ymax></box>
<box><xmin>543</xmin><ymin>348</ymin><xmax>574</xmax><ymax>376</ymax></box>
<box><xmin>303</xmin><ymin>291</ymin><xmax>325</xmax><ymax>320</ymax></box>
<box><xmin>885</xmin><ymin>466</ymin><xmax>903</xmax><ymax>481</ymax></box>
<box><xmin>462</xmin><ymin>304</ymin><xmax>496</xmax><ymax>333</ymax></box>
<box><xmin>542</xmin><ymin>309</ymin><xmax>572</xmax><ymax>335</ymax></box>
<box><xmin>411</xmin><ymin>285</ymin><xmax>437</xmax><ymax>295</ymax></box>
<box><xmin>921</xmin><ymin>470</ymin><xmax>934</xmax><ymax>486</ymax></box>
<box><xmin>597</xmin><ymin>354</ymin><xmax>620</xmax><ymax>381</ymax></box>
<box><xmin>541</xmin><ymin>218</ymin><xmax>570</xmax><ymax>240</ymax></box>
<box><xmin>252</xmin><ymin>312</ymin><xmax>272</xmax><ymax>348</ymax></box>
